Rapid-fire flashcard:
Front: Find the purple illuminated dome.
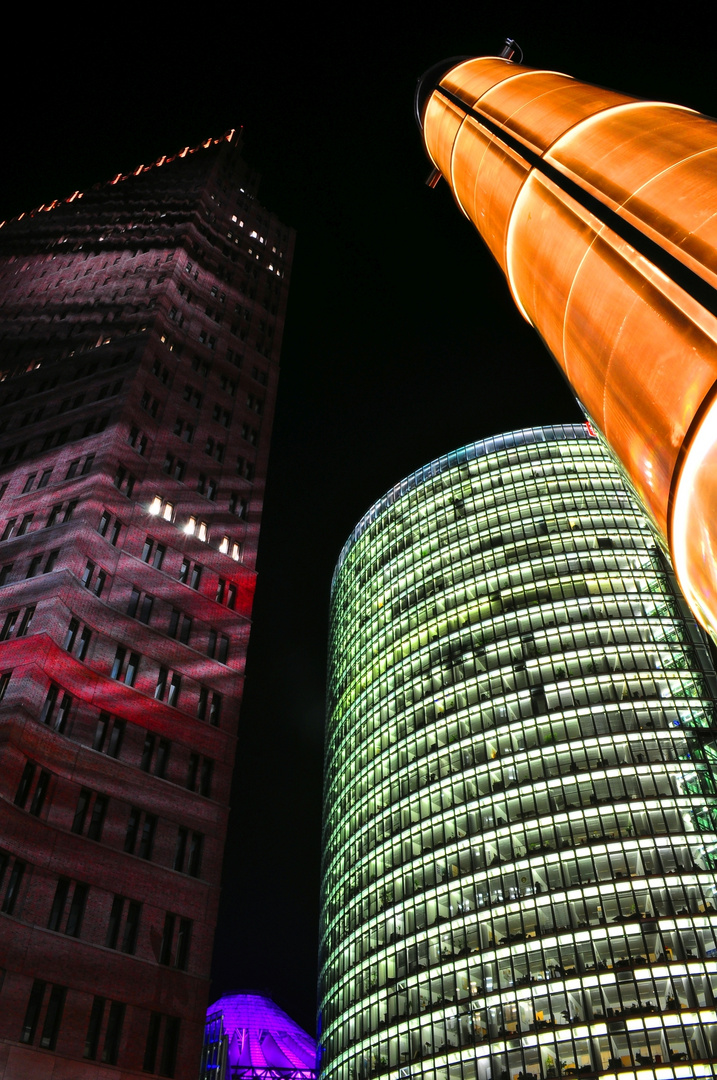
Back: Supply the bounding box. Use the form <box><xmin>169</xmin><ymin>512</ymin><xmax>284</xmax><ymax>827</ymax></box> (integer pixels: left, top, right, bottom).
<box><xmin>202</xmin><ymin>992</ymin><xmax>317</xmax><ymax>1080</ymax></box>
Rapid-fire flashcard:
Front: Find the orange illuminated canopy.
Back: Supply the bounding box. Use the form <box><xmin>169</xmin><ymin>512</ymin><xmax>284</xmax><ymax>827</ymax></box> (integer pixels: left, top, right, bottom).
<box><xmin>418</xmin><ymin>55</ymin><xmax>717</xmax><ymax>640</ymax></box>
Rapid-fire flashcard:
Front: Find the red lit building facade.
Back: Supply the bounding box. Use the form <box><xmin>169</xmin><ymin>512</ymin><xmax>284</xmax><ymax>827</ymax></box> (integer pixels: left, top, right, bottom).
<box><xmin>0</xmin><ymin>132</ymin><xmax>294</xmax><ymax>1078</ymax></box>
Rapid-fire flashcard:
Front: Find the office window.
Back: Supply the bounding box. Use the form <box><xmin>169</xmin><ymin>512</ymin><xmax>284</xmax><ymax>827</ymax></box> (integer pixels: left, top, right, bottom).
<box><xmin>138</xmin><ymin>814</ymin><xmax>156</xmax><ymax>860</ymax></box>
<box><xmin>39</xmin><ymin>984</ymin><xmax>66</xmax><ymax>1050</ymax></box>
<box><xmin>2</xmin><ymin>857</ymin><xmax>25</xmax><ymax>914</ymax></box>
<box><xmin>0</xmin><ymin>611</ymin><xmax>18</xmax><ymax>642</ymax></box>
<box><xmin>14</xmin><ymin>762</ymin><xmax>35</xmax><ymax>809</ymax></box>
<box><xmin>207</xmin><ymin>631</ymin><xmax>229</xmax><ymax>664</ymax></box>
<box><xmin>173</xmin><ymin>828</ymin><xmax>187</xmax><ymax>872</ymax></box>
<box><xmin>72</xmin><ymin>789</ymin><xmax>91</xmax><ymax>834</ymax></box>
<box><xmin>187</xmin><ymin>832</ymin><xmax>203</xmax><ymax>878</ymax></box>
<box><xmin>81</xmin><ymin>453</ymin><xmax>95</xmax><ymax>475</ymax></box>
<box><xmin>124</xmin><ymin>808</ymin><xmax>141</xmax><ymax>854</ymax></box>
<box><xmin>155</xmin><ymin>738</ymin><xmax>170</xmax><ymax>779</ymax></box>
<box><xmin>155</xmin><ymin>667</ymin><xmax>168</xmax><ymax>701</ymax></box>
<box><xmin>16</xmin><ymin>605</ymin><xmax>35</xmax><ymax>637</ymax></box>
<box><xmin>175</xmin><ymin>918</ymin><xmax>192</xmax><ymax>970</ymax></box>
<box><xmin>91</xmin><ymin>712</ymin><xmax>124</xmax><ymax>758</ymax></box>
<box><xmin>76</xmin><ymin>626</ymin><xmax>92</xmax><ymax>661</ymax></box>
<box><xmin>126</xmin><ymin>652</ymin><xmax>139</xmax><ymax>686</ymax></box>
<box><xmin>43</xmin><ymin>549</ymin><xmax>59</xmax><ymax>573</ymax></box>
<box><xmin>142</xmin><ymin>537</ymin><xmax>166</xmax><ymax>568</ymax></box>
<box><xmin>236</xmin><ymin>455</ymin><xmax>254</xmax><ymax>480</ymax></box>
<box><xmin>81</xmin><ymin>559</ymin><xmax>94</xmax><ymax>587</ymax></box>
<box><xmin>137</xmin><ymin>593</ymin><xmax>154</xmax><ymax>624</ymax></box>
<box><xmin>40</xmin><ymin>684</ymin><xmax>72</xmax><ymax>733</ymax></box>
<box><xmin>110</xmin><ymin>646</ymin><xmax>126</xmax><ymax>680</ymax></box>
<box><xmin>179</xmin><ymin>558</ymin><xmax>190</xmax><ymax>584</ymax></box>
<box><xmin>87</xmin><ymin>795</ymin><xmax>107</xmax><ymax>841</ymax></box>
<box><xmin>186</xmin><ymin>753</ymin><xmax>199</xmax><ymax>791</ymax></box>
<box><xmin>140</xmin><ymin>390</ymin><xmax>159</xmax><ymax>416</ymax></box>
<box><xmin>140</xmin><ymin>733</ymin><xmax>156</xmax><ymax>771</ymax></box>
<box><xmin>209</xmin><ymin>692</ymin><xmax>222</xmax><ymax>726</ymax></box>
<box><xmin>167</xmin><ymin>672</ymin><xmax>181</xmax><ymax>708</ymax></box>
<box><xmin>20</xmin><ymin>980</ymin><xmax>46</xmax><ymax>1044</ymax></box>
<box><xmin>93</xmin><ymin>569</ymin><xmax>107</xmax><ymax>597</ymax></box>
<box><xmin>190</xmin><ymin>564</ymin><xmax>202</xmax><ymax>590</ymax></box>
<box><xmin>149</xmin><ymin>496</ymin><xmax>174</xmax><ymax>522</ymax></box>
<box><xmin>22</xmin><ymin>473</ymin><xmax>36</xmax><ymax>493</ymax></box>
<box><xmin>143</xmin><ymin>1013</ymin><xmax>162</xmax><ymax>1074</ymax></box>
<box><xmin>122</xmin><ymin>900</ymin><xmax>141</xmax><ymax>954</ymax></box>
<box><xmin>29</xmin><ymin>771</ymin><xmax>50</xmax><ymax>817</ymax></box>
<box><xmin>38</xmin><ymin>468</ymin><xmax>52</xmax><ymax>488</ymax></box>
<box><xmin>63</xmin><ymin>618</ymin><xmax>79</xmax><ymax>652</ymax></box>
<box><xmin>200</xmin><ymin>758</ymin><xmax>213</xmax><ymax>798</ymax></box>
<box><xmin>26</xmin><ymin>556</ymin><xmax>42</xmax><ymax>579</ymax></box>
<box><xmin>98</xmin><ymin>511</ymin><xmax>111</xmax><ymax>537</ymax></box>
<box><xmin>159</xmin><ymin>912</ymin><xmax>175</xmax><ymax>965</ymax></box>
<box><xmin>65</xmin><ymin>882</ymin><xmax>88</xmax><ymax>938</ymax></box>
<box><xmin>105</xmin><ymin>897</ymin><xmax>124</xmax><ymax>950</ymax></box>
<box><xmin>0</xmin><ymin>670</ymin><xmax>14</xmax><ymax>702</ymax></box>
<box><xmin>1</xmin><ymin>518</ymin><xmax>16</xmax><ymax>541</ymax></box>
<box><xmin>66</xmin><ymin>458</ymin><xmax>80</xmax><ymax>480</ymax></box>
<box><xmin>92</xmin><ymin>712</ymin><xmax>110</xmax><ymax>752</ymax></box>
<box><xmin>129</xmin><ymin>426</ymin><xmax>147</xmax><ymax>455</ymax></box>
<box><xmin>0</xmin><ymin>563</ymin><xmax>12</xmax><ymax>585</ymax></box>
<box><xmin>84</xmin><ymin>996</ymin><xmax>105</xmax><ymax>1060</ymax></box>
<box><xmin>102</xmin><ymin>1001</ymin><xmax>125</xmax><ymax>1066</ymax></box>
<box><xmin>160</xmin><ymin>1017</ymin><xmax>180</xmax><ymax>1078</ymax></box>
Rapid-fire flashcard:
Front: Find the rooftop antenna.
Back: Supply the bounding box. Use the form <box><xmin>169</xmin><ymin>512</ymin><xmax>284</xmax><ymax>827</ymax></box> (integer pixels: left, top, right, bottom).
<box><xmin>500</xmin><ymin>38</ymin><xmax>524</xmax><ymax>62</ymax></box>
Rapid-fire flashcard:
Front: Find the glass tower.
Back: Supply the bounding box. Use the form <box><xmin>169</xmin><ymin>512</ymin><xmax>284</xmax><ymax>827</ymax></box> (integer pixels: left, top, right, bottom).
<box><xmin>320</xmin><ymin>424</ymin><xmax>717</xmax><ymax>1080</ymax></box>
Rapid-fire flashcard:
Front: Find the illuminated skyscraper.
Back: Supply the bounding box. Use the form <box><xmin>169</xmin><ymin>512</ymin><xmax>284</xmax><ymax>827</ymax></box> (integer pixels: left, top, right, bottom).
<box><xmin>416</xmin><ymin>55</ymin><xmax>717</xmax><ymax>642</ymax></box>
<box><xmin>0</xmin><ymin>133</ymin><xmax>294</xmax><ymax>1078</ymax></box>
<box><xmin>320</xmin><ymin>424</ymin><xmax>717</xmax><ymax>1080</ymax></box>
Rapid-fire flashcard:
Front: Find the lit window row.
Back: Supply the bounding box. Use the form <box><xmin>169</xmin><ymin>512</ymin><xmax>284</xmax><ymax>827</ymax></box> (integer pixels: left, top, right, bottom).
<box><xmin>320</xmin><ymin>428</ymin><xmax>717</xmax><ymax>1080</ymax></box>
<box><xmin>147</xmin><ymin>495</ymin><xmax>240</xmax><ymax>559</ymax></box>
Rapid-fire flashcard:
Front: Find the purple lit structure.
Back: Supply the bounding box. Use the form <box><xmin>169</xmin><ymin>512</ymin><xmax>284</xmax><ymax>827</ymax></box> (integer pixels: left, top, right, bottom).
<box><xmin>201</xmin><ymin>992</ymin><xmax>317</xmax><ymax>1080</ymax></box>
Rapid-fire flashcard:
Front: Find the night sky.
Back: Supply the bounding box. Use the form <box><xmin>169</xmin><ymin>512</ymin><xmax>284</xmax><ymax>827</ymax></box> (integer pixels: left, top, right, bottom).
<box><xmin>2</xmin><ymin>3</ymin><xmax>716</xmax><ymax>1040</ymax></box>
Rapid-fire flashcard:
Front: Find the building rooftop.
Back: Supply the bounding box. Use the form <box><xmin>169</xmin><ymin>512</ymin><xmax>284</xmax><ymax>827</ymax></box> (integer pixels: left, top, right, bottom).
<box><xmin>205</xmin><ymin>992</ymin><xmax>316</xmax><ymax>1077</ymax></box>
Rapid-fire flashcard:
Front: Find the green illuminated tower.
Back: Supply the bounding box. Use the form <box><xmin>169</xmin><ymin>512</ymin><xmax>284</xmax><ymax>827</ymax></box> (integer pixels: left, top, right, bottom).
<box><xmin>320</xmin><ymin>424</ymin><xmax>717</xmax><ymax>1080</ymax></box>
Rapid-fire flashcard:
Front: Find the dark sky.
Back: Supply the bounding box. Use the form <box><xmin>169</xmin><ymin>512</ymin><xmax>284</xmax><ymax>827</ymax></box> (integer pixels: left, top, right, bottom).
<box><xmin>3</xmin><ymin>3</ymin><xmax>716</xmax><ymax>1039</ymax></box>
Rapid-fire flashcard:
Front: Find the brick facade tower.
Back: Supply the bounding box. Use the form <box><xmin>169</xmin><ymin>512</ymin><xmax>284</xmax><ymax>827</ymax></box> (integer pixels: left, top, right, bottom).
<box><xmin>0</xmin><ymin>132</ymin><xmax>294</xmax><ymax>1078</ymax></box>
